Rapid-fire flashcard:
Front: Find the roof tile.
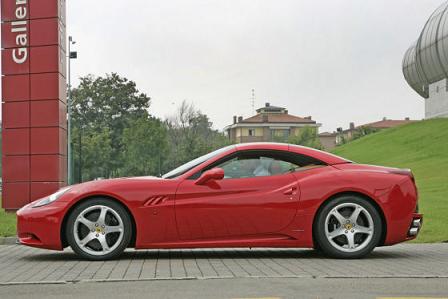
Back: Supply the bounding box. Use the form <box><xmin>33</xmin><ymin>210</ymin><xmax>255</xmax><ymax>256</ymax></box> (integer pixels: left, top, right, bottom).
<box><xmin>241</xmin><ymin>113</ymin><xmax>316</xmax><ymax>124</ymax></box>
<box><xmin>359</xmin><ymin>119</ymin><xmax>417</xmax><ymax>129</ymax></box>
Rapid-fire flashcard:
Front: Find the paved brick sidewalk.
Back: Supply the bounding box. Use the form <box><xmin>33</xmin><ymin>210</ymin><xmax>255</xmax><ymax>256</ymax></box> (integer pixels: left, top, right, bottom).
<box><xmin>0</xmin><ymin>243</ymin><xmax>447</xmax><ymax>285</ymax></box>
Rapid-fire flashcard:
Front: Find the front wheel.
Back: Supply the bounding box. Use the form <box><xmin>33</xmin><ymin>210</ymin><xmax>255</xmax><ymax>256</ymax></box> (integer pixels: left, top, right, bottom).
<box><xmin>314</xmin><ymin>195</ymin><xmax>383</xmax><ymax>259</ymax></box>
<box><xmin>66</xmin><ymin>198</ymin><xmax>133</xmax><ymax>260</ymax></box>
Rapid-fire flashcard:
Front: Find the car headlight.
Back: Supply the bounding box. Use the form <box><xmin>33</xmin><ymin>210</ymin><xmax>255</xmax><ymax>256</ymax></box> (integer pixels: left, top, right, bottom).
<box><xmin>32</xmin><ymin>187</ymin><xmax>71</xmax><ymax>208</ymax></box>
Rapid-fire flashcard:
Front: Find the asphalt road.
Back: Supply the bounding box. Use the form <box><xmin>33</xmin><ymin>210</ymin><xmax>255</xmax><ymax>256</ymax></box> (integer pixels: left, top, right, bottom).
<box><xmin>0</xmin><ymin>277</ymin><xmax>447</xmax><ymax>299</ymax></box>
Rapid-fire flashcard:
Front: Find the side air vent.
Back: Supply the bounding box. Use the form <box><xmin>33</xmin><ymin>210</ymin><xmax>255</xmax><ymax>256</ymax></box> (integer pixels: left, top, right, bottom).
<box><xmin>144</xmin><ymin>195</ymin><xmax>169</xmax><ymax>206</ymax></box>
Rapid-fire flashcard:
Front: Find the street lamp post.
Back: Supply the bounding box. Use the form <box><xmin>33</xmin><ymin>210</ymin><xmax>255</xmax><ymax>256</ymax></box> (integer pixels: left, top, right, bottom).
<box><xmin>67</xmin><ymin>36</ymin><xmax>77</xmax><ymax>185</ymax></box>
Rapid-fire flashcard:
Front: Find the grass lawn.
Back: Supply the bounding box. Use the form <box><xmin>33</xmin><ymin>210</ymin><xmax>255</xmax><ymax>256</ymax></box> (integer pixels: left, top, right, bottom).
<box><xmin>333</xmin><ymin>118</ymin><xmax>448</xmax><ymax>243</ymax></box>
<box><xmin>0</xmin><ymin>199</ymin><xmax>17</xmax><ymax>237</ymax></box>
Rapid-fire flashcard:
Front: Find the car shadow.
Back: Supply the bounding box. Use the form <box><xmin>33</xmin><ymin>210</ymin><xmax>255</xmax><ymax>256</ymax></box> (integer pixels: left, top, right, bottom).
<box><xmin>22</xmin><ymin>247</ymin><xmax>406</xmax><ymax>262</ymax></box>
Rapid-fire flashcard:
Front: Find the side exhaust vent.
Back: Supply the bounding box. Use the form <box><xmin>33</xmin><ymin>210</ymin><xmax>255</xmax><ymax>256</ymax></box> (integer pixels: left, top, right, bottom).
<box><xmin>144</xmin><ymin>195</ymin><xmax>169</xmax><ymax>206</ymax></box>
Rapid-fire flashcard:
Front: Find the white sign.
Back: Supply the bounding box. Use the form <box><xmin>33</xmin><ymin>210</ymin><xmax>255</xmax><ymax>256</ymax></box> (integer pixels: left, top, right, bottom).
<box><xmin>11</xmin><ymin>0</ymin><xmax>28</xmax><ymax>64</ymax></box>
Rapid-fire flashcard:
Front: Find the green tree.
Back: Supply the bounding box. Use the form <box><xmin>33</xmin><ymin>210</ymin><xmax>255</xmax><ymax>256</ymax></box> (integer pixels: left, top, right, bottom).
<box><xmin>70</xmin><ymin>75</ymin><xmax>229</xmax><ymax>180</ymax></box>
<box><xmin>121</xmin><ymin>117</ymin><xmax>168</xmax><ymax>177</ymax></box>
<box><xmin>337</xmin><ymin>126</ymin><xmax>379</xmax><ymax>146</ymax></box>
<box><xmin>163</xmin><ymin>101</ymin><xmax>230</xmax><ymax>173</ymax></box>
<box><xmin>71</xmin><ymin>73</ymin><xmax>152</xmax><ymax>181</ymax></box>
<box><xmin>72</xmin><ymin>126</ymin><xmax>113</xmax><ymax>181</ymax></box>
<box><xmin>352</xmin><ymin>126</ymin><xmax>379</xmax><ymax>140</ymax></box>
<box><xmin>287</xmin><ymin>127</ymin><xmax>322</xmax><ymax>149</ymax></box>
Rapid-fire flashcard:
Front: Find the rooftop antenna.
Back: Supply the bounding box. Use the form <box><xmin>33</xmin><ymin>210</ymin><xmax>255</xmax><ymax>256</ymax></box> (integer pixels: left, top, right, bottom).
<box><xmin>251</xmin><ymin>89</ymin><xmax>255</xmax><ymax>114</ymax></box>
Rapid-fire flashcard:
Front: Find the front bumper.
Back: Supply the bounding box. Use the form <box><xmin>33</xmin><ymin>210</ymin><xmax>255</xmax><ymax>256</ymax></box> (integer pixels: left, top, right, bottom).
<box><xmin>16</xmin><ymin>201</ymin><xmax>67</xmax><ymax>250</ymax></box>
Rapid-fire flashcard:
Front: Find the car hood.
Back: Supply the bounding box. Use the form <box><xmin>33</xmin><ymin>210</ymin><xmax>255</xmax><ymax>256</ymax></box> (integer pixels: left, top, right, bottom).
<box><xmin>121</xmin><ymin>176</ymin><xmax>163</xmax><ymax>180</ymax></box>
<box><xmin>58</xmin><ymin>175</ymin><xmax>178</xmax><ymax>202</ymax></box>
<box><xmin>78</xmin><ymin>175</ymin><xmax>163</xmax><ymax>184</ymax></box>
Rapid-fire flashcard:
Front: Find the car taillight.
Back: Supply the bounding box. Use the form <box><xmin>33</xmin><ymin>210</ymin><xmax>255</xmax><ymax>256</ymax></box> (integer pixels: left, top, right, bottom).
<box><xmin>389</xmin><ymin>168</ymin><xmax>416</xmax><ymax>182</ymax></box>
<box><xmin>389</xmin><ymin>168</ymin><xmax>418</xmax><ymax>200</ymax></box>
<box><xmin>410</xmin><ymin>172</ymin><xmax>416</xmax><ymax>184</ymax></box>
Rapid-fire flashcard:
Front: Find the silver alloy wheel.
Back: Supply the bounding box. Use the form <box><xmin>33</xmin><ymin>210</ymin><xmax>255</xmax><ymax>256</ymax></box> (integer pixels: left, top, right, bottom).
<box><xmin>324</xmin><ymin>203</ymin><xmax>374</xmax><ymax>253</ymax></box>
<box><xmin>73</xmin><ymin>205</ymin><xmax>124</xmax><ymax>256</ymax></box>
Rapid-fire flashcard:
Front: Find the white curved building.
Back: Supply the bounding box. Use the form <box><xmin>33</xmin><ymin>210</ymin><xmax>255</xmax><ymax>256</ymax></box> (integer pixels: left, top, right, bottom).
<box><xmin>403</xmin><ymin>1</ymin><xmax>448</xmax><ymax>118</ymax></box>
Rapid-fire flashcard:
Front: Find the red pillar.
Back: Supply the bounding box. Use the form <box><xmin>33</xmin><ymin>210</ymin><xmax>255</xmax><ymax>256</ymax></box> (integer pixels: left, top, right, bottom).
<box><xmin>1</xmin><ymin>0</ymin><xmax>67</xmax><ymax>210</ymax></box>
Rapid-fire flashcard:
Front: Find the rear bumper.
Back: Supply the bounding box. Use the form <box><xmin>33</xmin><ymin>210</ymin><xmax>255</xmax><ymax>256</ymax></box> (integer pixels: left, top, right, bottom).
<box><xmin>16</xmin><ymin>202</ymin><xmax>66</xmax><ymax>250</ymax></box>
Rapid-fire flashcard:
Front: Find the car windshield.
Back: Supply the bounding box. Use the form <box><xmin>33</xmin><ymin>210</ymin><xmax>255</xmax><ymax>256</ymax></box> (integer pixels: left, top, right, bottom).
<box><xmin>162</xmin><ymin>145</ymin><xmax>235</xmax><ymax>179</ymax></box>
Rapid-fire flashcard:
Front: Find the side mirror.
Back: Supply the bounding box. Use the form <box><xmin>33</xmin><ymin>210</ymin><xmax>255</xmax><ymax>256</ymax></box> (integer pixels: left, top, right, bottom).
<box><xmin>195</xmin><ymin>168</ymin><xmax>224</xmax><ymax>185</ymax></box>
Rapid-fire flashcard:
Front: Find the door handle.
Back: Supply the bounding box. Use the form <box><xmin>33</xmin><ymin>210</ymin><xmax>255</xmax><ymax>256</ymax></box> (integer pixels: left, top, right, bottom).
<box><xmin>283</xmin><ymin>186</ymin><xmax>297</xmax><ymax>195</ymax></box>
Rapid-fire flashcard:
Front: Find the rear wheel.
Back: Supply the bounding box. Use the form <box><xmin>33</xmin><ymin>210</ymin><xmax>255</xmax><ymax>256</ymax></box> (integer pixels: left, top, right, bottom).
<box><xmin>314</xmin><ymin>195</ymin><xmax>382</xmax><ymax>259</ymax></box>
<box><xmin>66</xmin><ymin>198</ymin><xmax>132</xmax><ymax>260</ymax></box>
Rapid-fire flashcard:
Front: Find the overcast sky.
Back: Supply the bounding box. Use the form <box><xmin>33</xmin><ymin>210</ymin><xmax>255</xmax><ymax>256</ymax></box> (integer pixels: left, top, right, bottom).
<box><xmin>14</xmin><ymin>1</ymin><xmax>448</xmax><ymax>131</ymax></box>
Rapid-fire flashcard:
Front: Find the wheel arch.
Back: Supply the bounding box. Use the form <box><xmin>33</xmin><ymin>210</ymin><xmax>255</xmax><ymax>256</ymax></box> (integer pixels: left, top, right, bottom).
<box><xmin>60</xmin><ymin>195</ymin><xmax>137</xmax><ymax>249</ymax></box>
<box><xmin>311</xmin><ymin>191</ymin><xmax>388</xmax><ymax>248</ymax></box>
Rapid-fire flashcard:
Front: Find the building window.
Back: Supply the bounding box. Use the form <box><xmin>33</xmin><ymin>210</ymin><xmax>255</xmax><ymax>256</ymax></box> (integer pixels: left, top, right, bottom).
<box><xmin>271</xmin><ymin>129</ymin><xmax>290</xmax><ymax>138</ymax></box>
<box><xmin>248</xmin><ymin>129</ymin><xmax>256</xmax><ymax>136</ymax></box>
<box><xmin>270</xmin><ymin>129</ymin><xmax>290</xmax><ymax>141</ymax></box>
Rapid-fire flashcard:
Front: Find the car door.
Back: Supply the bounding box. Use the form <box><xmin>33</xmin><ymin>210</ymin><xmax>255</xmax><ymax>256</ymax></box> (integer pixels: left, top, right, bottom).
<box><xmin>174</xmin><ymin>151</ymin><xmax>300</xmax><ymax>240</ymax></box>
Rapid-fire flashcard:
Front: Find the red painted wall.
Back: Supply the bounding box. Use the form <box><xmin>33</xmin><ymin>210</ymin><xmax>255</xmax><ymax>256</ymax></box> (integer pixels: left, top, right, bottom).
<box><xmin>1</xmin><ymin>0</ymin><xmax>67</xmax><ymax>210</ymax></box>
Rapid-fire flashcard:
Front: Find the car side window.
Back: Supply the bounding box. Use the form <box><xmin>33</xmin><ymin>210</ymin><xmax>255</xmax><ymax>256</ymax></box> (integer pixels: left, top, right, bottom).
<box><xmin>189</xmin><ymin>150</ymin><xmax>326</xmax><ymax>180</ymax></box>
<box><xmin>214</xmin><ymin>153</ymin><xmax>299</xmax><ymax>179</ymax></box>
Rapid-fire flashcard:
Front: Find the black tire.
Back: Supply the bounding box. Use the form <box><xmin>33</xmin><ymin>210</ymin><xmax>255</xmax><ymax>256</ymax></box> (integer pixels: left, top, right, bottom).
<box><xmin>314</xmin><ymin>195</ymin><xmax>383</xmax><ymax>259</ymax></box>
<box><xmin>66</xmin><ymin>198</ymin><xmax>133</xmax><ymax>260</ymax></box>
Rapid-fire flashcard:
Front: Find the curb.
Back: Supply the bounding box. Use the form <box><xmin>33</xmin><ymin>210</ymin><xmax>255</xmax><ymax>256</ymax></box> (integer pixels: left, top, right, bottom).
<box><xmin>0</xmin><ymin>237</ymin><xmax>17</xmax><ymax>245</ymax></box>
<box><xmin>2</xmin><ymin>275</ymin><xmax>448</xmax><ymax>286</ymax></box>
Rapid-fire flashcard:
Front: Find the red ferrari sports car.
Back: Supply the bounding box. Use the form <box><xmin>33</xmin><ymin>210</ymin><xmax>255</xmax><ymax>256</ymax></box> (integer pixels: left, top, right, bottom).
<box><xmin>17</xmin><ymin>143</ymin><xmax>422</xmax><ymax>260</ymax></box>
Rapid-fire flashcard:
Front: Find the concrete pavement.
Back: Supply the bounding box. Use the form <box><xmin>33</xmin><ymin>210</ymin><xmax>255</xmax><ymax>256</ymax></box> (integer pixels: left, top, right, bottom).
<box><xmin>0</xmin><ymin>243</ymin><xmax>447</xmax><ymax>285</ymax></box>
